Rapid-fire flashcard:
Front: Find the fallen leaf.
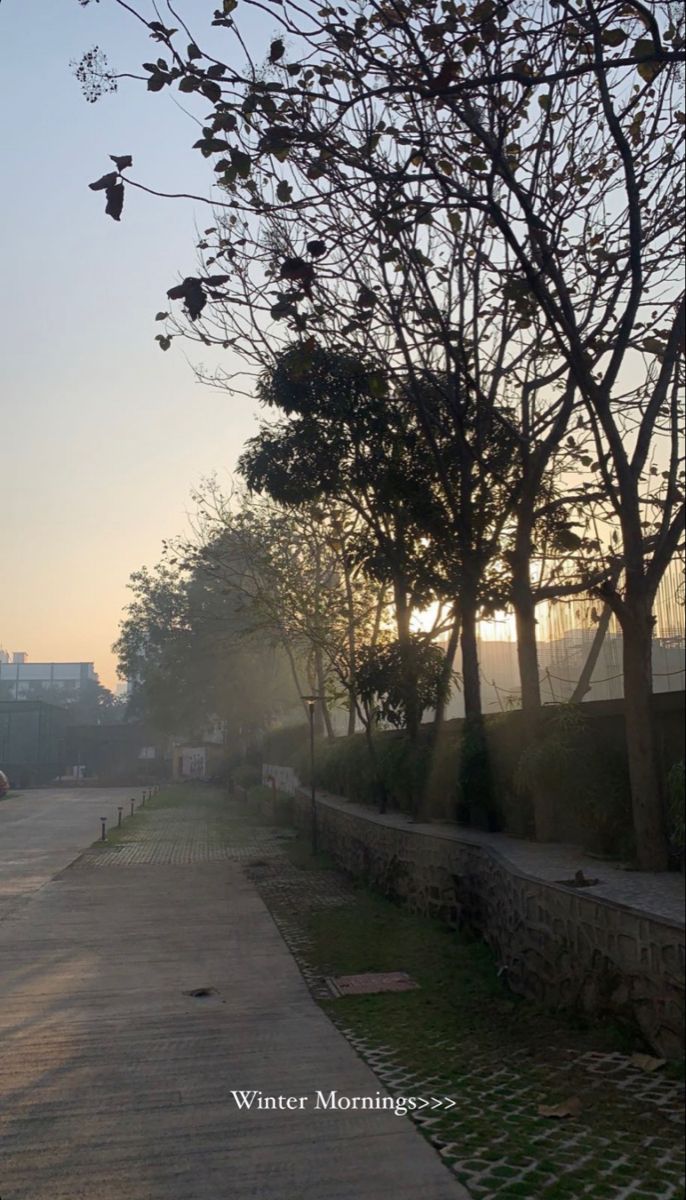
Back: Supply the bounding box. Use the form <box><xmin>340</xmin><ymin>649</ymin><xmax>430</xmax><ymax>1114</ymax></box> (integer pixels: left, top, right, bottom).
<box><xmin>538</xmin><ymin>1096</ymin><xmax>582</xmax><ymax>1119</ymax></box>
<box><xmin>630</xmin><ymin>1054</ymin><xmax>666</xmax><ymax>1073</ymax></box>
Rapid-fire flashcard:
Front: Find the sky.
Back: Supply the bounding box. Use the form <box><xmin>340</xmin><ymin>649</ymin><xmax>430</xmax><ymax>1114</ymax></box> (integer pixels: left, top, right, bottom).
<box><xmin>0</xmin><ymin>1</ymin><xmax>273</xmax><ymax>688</ymax></box>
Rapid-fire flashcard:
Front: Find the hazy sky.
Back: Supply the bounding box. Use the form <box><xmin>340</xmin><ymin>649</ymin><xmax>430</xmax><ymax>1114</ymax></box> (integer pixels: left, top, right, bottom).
<box><xmin>1</xmin><ymin>2</ymin><xmax>271</xmax><ymax>687</ymax></box>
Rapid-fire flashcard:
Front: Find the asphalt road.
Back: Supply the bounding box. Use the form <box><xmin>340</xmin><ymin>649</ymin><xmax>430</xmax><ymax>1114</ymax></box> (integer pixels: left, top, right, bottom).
<box><xmin>0</xmin><ymin>787</ymin><xmax>140</xmax><ymax>921</ymax></box>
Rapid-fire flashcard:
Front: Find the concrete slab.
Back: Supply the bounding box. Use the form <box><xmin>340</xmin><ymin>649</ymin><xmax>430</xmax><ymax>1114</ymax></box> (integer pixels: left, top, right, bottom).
<box><xmin>0</xmin><ymin>851</ymin><xmax>466</xmax><ymax>1199</ymax></box>
<box><xmin>0</xmin><ymin>788</ymin><xmax>137</xmax><ymax>920</ymax></box>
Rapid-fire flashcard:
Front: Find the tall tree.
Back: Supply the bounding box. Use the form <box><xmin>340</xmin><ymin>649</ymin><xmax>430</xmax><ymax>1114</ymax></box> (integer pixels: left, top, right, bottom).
<box><xmin>79</xmin><ymin>0</ymin><xmax>685</xmax><ymax>865</ymax></box>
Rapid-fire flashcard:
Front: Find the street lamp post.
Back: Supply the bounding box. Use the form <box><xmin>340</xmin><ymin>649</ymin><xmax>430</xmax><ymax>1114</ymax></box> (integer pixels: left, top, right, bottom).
<box><xmin>301</xmin><ymin>695</ymin><xmax>320</xmax><ymax>855</ymax></box>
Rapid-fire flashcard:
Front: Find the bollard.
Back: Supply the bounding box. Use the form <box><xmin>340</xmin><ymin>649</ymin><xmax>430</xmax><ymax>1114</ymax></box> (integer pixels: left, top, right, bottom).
<box><xmin>130</xmin><ymin>798</ymin><xmax>135</xmax><ymax>817</ymax></box>
<box><xmin>100</xmin><ymin>816</ymin><xmax>107</xmax><ymax>841</ymax></box>
<box><xmin>117</xmin><ymin>806</ymin><xmax>123</xmax><ymax>828</ymax></box>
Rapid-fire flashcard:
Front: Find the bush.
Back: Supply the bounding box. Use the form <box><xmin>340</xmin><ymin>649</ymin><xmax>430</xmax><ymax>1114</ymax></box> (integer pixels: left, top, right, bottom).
<box><xmin>667</xmin><ymin>760</ymin><xmax>685</xmax><ymax>861</ymax></box>
<box><xmin>486</xmin><ymin>713</ymin><xmax>534</xmax><ymax>837</ymax></box>
<box><xmin>247</xmin><ymin>783</ymin><xmax>295</xmax><ymax>825</ymax></box>
<box><xmin>455</xmin><ymin>719</ymin><xmax>501</xmax><ymax>830</ymax></box>
<box><xmin>261</xmin><ymin>722</ymin><xmax>311</xmax><ymax>768</ymax></box>
<box><xmin>253</xmin><ymin>703</ymin><xmax>680</xmax><ymax>863</ymax></box>
<box><xmin>514</xmin><ymin>705</ymin><xmax>632</xmax><ymax>857</ymax></box>
<box><xmin>308</xmin><ymin>733</ymin><xmax>378</xmax><ymax>802</ymax></box>
<box><xmin>310</xmin><ymin>726</ymin><xmax>463</xmax><ymax>820</ymax></box>
<box><xmin>232</xmin><ymin>761</ymin><xmax>263</xmax><ymax>789</ymax></box>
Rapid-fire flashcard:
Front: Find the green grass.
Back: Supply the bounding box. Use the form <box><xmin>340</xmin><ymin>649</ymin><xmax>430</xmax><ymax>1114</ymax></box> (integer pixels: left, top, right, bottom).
<box><xmin>268</xmin><ymin>836</ymin><xmax>685</xmax><ymax>1198</ymax></box>
<box><xmin>285</xmin><ymin>837</ymin><xmax>338</xmax><ymax>873</ymax></box>
<box><xmin>92</xmin><ymin>783</ymin><xmax>257</xmax><ymax>849</ymax></box>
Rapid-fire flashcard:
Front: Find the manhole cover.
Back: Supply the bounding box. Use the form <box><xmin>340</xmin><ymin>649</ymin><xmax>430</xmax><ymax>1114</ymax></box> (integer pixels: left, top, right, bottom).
<box><xmin>326</xmin><ymin>971</ymin><xmax>419</xmax><ymax>997</ymax></box>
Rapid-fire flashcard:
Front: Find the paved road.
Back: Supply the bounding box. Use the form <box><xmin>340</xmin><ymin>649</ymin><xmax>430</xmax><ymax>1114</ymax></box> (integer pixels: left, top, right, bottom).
<box><xmin>0</xmin><ymin>794</ymin><xmax>466</xmax><ymax>1199</ymax></box>
<box><xmin>0</xmin><ymin>788</ymin><xmax>141</xmax><ymax>921</ymax></box>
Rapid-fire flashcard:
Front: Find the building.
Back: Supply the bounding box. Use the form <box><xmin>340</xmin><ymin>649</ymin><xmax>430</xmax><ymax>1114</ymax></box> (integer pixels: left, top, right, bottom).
<box><xmin>171</xmin><ymin>741</ymin><xmax>227</xmax><ymax>780</ymax></box>
<box><xmin>0</xmin><ymin>651</ymin><xmax>98</xmax><ymax>702</ymax></box>
<box><xmin>0</xmin><ymin>700</ymin><xmax>68</xmax><ymax>787</ymax></box>
<box><xmin>65</xmin><ymin>723</ymin><xmax>170</xmax><ymax>783</ymax></box>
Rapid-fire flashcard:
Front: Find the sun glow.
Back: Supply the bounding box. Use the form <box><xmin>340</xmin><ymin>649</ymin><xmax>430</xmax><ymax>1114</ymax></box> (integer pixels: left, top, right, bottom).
<box><xmin>412</xmin><ymin>603</ymin><xmax>517</xmax><ymax>643</ymax></box>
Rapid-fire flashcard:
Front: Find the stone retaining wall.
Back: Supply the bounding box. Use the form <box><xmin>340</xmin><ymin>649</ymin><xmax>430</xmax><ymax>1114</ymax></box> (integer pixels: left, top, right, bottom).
<box><xmin>258</xmin><ymin>786</ymin><xmax>685</xmax><ymax>1058</ymax></box>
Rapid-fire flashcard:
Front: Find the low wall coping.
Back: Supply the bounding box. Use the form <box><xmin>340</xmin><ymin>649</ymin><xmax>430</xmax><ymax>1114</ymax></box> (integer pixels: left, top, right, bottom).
<box><xmin>299</xmin><ymin>788</ymin><xmax>685</xmax><ymax>933</ymax></box>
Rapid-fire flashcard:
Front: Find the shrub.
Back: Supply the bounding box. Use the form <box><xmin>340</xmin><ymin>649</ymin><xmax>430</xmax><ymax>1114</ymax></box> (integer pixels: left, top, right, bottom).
<box><xmin>309</xmin><ymin>726</ymin><xmax>461</xmax><ymax>819</ymax></box>
<box><xmin>308</xmin><ymin>733</ymin><xmax>377</xmax><ymax>802</ymax></box>
<box><xmin>247</xmin><ymin>783</ymin><xmax>295</xmax><ymax>825</ymax></box>
<box><xmin>486</xmin><ymin>713</ymin><xmax>534</xmax><ymax>837</ymax></box>
<box><xmin>455</xmin><ymin>719</ymin><xmax>501</xmax><ymax>830</ymax></box>
<box><xmin>232</xmin><ymin>761</ymin><xmax>263</xmax><ymax>789</ymax></box>
<box><xmin>261</xmin><ymin>722</ymin><xmax>311</xmax><ymax>768</ymax></box>
<box><xmin>667</xmin><ymin>760</ymin><xmax>685</xmax><ymax>860</ymax></box>
<box><xmin>514</xmin><ymin>705</ymin><xmax>632</xmax><ymax>856</ymax></box>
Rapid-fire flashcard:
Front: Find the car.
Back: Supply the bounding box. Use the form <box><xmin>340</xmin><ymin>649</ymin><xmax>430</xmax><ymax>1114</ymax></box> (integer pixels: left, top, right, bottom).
<box><xmin>0</xmin><ymin>770</ymin><xmax>9</xmax><ymax>798</ymax></box>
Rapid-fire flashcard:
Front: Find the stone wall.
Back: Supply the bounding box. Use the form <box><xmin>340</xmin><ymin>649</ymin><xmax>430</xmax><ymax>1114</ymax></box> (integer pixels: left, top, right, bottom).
<box><xmin>261</xmin><ymin>787</ymin><xmax>685</xmax><ymax>1058</ymax></box>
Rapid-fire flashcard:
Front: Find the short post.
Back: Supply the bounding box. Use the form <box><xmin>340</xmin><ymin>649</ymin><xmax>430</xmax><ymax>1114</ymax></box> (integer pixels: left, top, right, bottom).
<box><xmin>100</xmin><ymin>816</ymin><xmax>107</xmax><ymax>841</ymax></box>
<box><xmin>141</xmin><ymin>790</ymin><xmax>146</xmax><ymax>806</ymax></box>
<box><xmin>130</xmin><ymin>798</ymin><xmax>135</xmax><ymax>818</ymax></box>
<box><xmin>301</xmin><ymin>694</ymin><xmax>320</xmax><ymax>856</ymax></box>
<box><xmin>117</xmin><ymin>805</ymin><xmax>123</xmax><ymax>828</ymax></box>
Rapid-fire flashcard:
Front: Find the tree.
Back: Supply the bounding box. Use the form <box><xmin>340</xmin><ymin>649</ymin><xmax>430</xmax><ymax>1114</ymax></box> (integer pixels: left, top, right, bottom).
<box><xmin>240</xmin><ymin>348</ymin><xmax>455</xmax><ymax>737</ymax></box>
<box><xmin>79</xmin><ymin>0</ymin><xmax>684</xmax><ymax>866</ymax></box>
<box><xmin>114</xmin><ymin>546</ymin><xmax>298</xmax><ymax>746</ymax></box>
<box><xmin>180</xmin><ymin>481</ymin><xmax>390</xmax><ymax>738</ymax></box>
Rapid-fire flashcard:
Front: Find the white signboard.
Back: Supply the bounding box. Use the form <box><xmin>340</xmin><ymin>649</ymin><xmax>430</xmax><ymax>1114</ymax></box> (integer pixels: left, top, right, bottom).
<box><xmin>262</xmin><ymin>763</ymin><xmax>299</xmax><ymax>796</ymax></box>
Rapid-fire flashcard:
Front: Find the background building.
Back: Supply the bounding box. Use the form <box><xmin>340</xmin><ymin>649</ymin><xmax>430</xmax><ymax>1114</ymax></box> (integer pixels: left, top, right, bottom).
<box><xmin>0</xmin><ymin>700</ymin><xmax>68</xmax><ymax>787</ymax></box>
<box><xmin>0</xmin><ymin>651</ymin><xmax>98</xmax><ymax>702</ymax></box>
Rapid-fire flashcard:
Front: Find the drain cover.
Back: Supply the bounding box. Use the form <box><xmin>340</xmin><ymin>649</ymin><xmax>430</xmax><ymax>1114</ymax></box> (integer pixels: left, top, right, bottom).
<box><xmin>326</xmin><ymin>971</ymin><xmax>419</xmax><ymax>997</ymax></box>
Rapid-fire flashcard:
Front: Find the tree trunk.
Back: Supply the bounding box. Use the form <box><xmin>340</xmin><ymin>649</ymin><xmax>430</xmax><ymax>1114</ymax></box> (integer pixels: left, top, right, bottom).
<box><xmin>315</xmin><ymin>646</ymin><xmax>335</xmax><ymax>740</ymax></box>
<box><xmin>511</xmin><ymin>517</ymin><xmax>542</xmax><ymax>716</ymax></box>
<box><xmin>341</xmin><ymin>549</ymin><xmax>357</xmax><ymax>738</ymax></box>
<box><xmin>570</xmin><ymin>602</ymin><xmax>613</xmax><ymax>703</ymax></box>
<box><xmin>394</xmin><ymin>583</ymin><xmax>420</xmax><ymax>742</ymax></box>
<box><xmin>513</xmin><ymin>580</ymin><xmax>554</xmax><ymax>842</ymax></box>
<box><xmin>459</xmin><ymin>591</ymin><xmax>482</xmax><ymax>722</ymax></box>
<box><xmin>282</xmin><ymin>638</ymin><xmax>308</xmax><ymax>723</ymax></box>
<box><xmin>363</xmin><ymin>712</ymin><xmax>388</xmax><ymax>813</ymax></box>
<box><xmin>621</xmin><ymin>597</ymin><xmax>669</xmax><ymax>871</ymax></box>
<box><xmin>432</xmin><ymin>610</ymin><xmax>460</xmax><ymax>739</ymax></box>
<box><xmin>347</xmin><ymin>692</ymin><xmax>356</xmax><ymax>737</ymax></box>
<box><xmin>514</xmin><ymin>599</ymin><xmax>541</xmax><ymax>713</ymax></box>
